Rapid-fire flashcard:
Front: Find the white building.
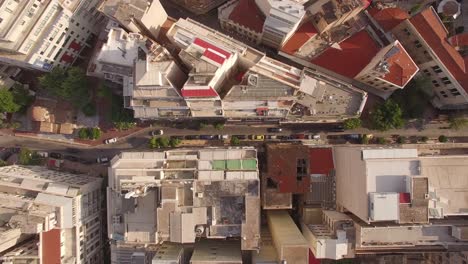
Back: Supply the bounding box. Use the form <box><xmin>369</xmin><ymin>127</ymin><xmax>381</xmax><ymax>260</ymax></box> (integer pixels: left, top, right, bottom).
<box><xmin>107</xmin><ymin>149</ymin><xmax>261</xmax><ymax>263</ymax></box>
<box><xmin>0</xmin><ymin>165</ymin><xmax>103</xmax><ymax>264</ymax></box>
<box><xmin>0</xmin><ymin>0</ymin><xmax>107</xmax><ymax>71</ymax></box>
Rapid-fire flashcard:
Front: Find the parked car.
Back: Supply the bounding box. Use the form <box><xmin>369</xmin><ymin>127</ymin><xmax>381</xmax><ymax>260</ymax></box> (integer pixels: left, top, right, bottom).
<box><xmin>292</xmin><ymin>134</ymin><xmax>305</xmax><ymax>139</ymax></box>
<box><xmin>96</xmin><ymin>156</ymin><xmax>110</xmax><ymax>164</ymax></box>
<box><xmin>104</xmin><ymin>137</ymin><xmax>118</xmax><ymax>144</ymax></box>
<box><xmin>150</xmin><ymin>130</ymin><xmax>164</xmax><ymax>136</ymax></box>
<box><xmin>250</xmin><ymin>135</ymin><xmax>264</xmax><ymax>140</ymax></box>
<box><xmin>65</xmin><ymin>147</ymin><xmax>81</xmax><ymax>154</ymax></box>
<box><xmin>233</xmin><ymin>135</ymin><xmax>247</xmax><ymax>140</ymax></box>
<box><xmin>49</xmin><ymin>152</ymin><xmax>62</xmax><ymax>159</ymax></box>
<box><xmin>266</xmin><ymin>135</ymin><xmax>278</xmax><ymax>140</ymax></box>
<box><xmin>267</xmin><ymin>127</ymin><xmax>283</xmax><ymax>133</ymax></box>
<box><xmin>64</xmin><ymin>155</ymin><xmax>79</xmax><ymax>162</ymax></box>
<box><xmin>185</xmin><ymin>135</ymin><xmax>199</xmax><ymax>140</ymax></box>
<box><xmin>36</xmin><ymin>151</ymin><xmax>48</xmax><ymax>158</ymax></box>
<box><xmin>344</xmin><ymin>134</ymin><xmax>360</xmax><ymax>140</ymax></box>
<box><xmin>331</xmin><ymin>124</ymin><xmax>345</xmax><ymax>132</ymax></box>
<box><xmin>217</xmin><ymin>135</ymin><xmax>229</xmax><ymax>140</ymax></box>
<box><xmin>170</xmin><ymin>136</ymin><xmax>183</xmax><ymax>140</ymax></box>
<box><xmin>200</xmin><ymin>135</ymin><xmax>215</xmax><ymax>140</ymax></box>
<box><xmin>312</xmin><ymin>134</ymin><xmax>321</xmax><ymax>140</ymax></box>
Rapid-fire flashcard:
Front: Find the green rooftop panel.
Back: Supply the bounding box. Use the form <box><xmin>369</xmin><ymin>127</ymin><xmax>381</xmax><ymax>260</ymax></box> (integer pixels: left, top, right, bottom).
<box><xmin>212</xmin><ymin>160</ymin><xmax>226</xmax><ymax>170</ymax></box>
<box><xmin>242</xmin><ymin>159</ymin><xmax>257</xmax><ymax>170</ymax></box>
<box><xmin>226</xmin><ymin>160</ymin><xmax>242</xmax><ymax>170</ymax></box>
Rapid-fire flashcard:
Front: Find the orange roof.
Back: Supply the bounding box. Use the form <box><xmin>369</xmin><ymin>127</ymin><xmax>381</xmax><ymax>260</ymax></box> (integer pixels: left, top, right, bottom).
<box><xmin>369</xmin><ymin>7</ymin><xmax>410</xmax><ymax>32</ymax></box>
<box><xmin>281</xmin><ymin>21</ymin><xmax>318</xmax><ymax>55</ymax></box>
<box><xmin>228</xmin><ymin>0</ymin><xmax>265</xmax><ymax>33</ymax></box>
<box><xmin>309</xmin><ymin>148</ymin><xmax>334</xmax><ymax>175</ymax></box>
<box><xmin>311</xmin><ymin>30</ymin><xmax>381</xmax><ymax>78</ymax></box>
<box><xmin>42</xmin><ymin>229</ymin><xmax>61</xmax><ymax>264</ymax></box>
<box><xmin>380</xmin><ymin>42</ymin><xmax>419</xmax><ymax>87</ymax></box>
<box><xmin>409</xmin><ymin>7</ymin><xmax>468</xmax><ymax>91</ymax></box>
<box><xmin>449</xmin><ymin>33</ymin><xmax>468</xmax><ymax>48</ymax></box>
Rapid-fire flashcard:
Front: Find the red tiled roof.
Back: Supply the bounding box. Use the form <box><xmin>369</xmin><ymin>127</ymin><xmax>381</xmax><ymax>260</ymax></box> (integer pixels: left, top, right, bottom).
<box><xmin>409</xmin><ymin>7</ymin><xmax>468</xmax><ymax>92</ymax></box>
<box><xmin>381</xmin><ymin>42</ymin><xmax>419</xmax><ymax>87</ymax></box>
<box><xmin>399</xmin><ymin>192</ymin><xmax>411</xmax><ymax>204</ymax></box>
<box><xmin>181</xmin><ymin>87</ymin><xmax>219</xmax><ymax>97</ymax></box>
<box><xmin>311</xmin><ymin>30</ymin><xmax>381</xmax><ymax>78</ymax></box>
<box><xmin>203</xmin><ymin>48</ymin><xmax>227</xmax><ymax>65</ymax></box>
<box><xmin>309</xmin><ymin>148</ymin><xmax>334</xmax><ymax>175</ymax></box>
<box><xmin>193</xmin><ymin>38</ymin><xmax>231</xmax><ymax>59</ymax></box>
<box><xmin>281</xmin><ymin>21</ymin><xmax>318</xmax><ymax>55</ymax></box>
<box><xmin>370</xmin><ymin>7</ymin><xmax>410</xmax><ymax>32</ymax></box>
<box><xmin>228</xmin><ymin>0</ymin><xmax>265</xmax><ymax>33</ymax></box>
<box><xmin>41</xmin><ymin>229</ymin><xmax>61</xmax><ymax>264</ymax></box>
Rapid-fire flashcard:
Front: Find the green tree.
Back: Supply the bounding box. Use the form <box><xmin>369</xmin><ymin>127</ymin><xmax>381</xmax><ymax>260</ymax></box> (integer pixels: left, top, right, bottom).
<box><xmin>438</xmin><ymin>135</ymin><xmax>448</xmax><ymax>143</ymax></box>
<box><xmin>82</xmin><ymin>102</ymin><xmax>97</xmax><ymax>116</ymax></box>
<box><xmin>360</xmin><ymin>135</ymin><xmax>370</xmax><ymax>144</ymax></box>
<box><xmin>78</xmin><ymin>128</ymin><xmax>89</xmax><ymax>139</ymax></box>
<box><xmin>376</xmin><ymin>137</ymin><xmax>387</xmax><ymax>145</ymax></box>
<box><xmin>420</xmin><ymin>136</ymin><xmax>429</xmax><ymax>143</ymax></box>
<box><xmin>61</xmin><ymin>67</ymin><xmax>89</xmax><ymax>107</ymax></box>
<box><xmin>169</xmin><ymin>137</ymin><xmax>181</xmax><ymax>148</ymax></box>
<box><xmin>0</xmin><ymin>89</ymin><xmax>20</xmax><ymax>113</ymax></box>
<box><xmin>38</xmin><ymin>67</ymin><xmax>66</xmax><ymax>95</ymax></box>
<box><xmin>90</xmin><ymin>127</ymin><xmax>102</xmax><ymax>140</ymax></box>
<box><xmin>198</xmin><ymin>122</ymin><xmax>207</xmax><ymax>130</ymax></box>
<box><xmin>149</xmin><ymin>137</ymin><xmax>160</xmax><ymax>149</ymax></box>
<box><xmin>0</xmin><ymin>160</ymin><xmax>7</xmax><ymax>167</ymax></box>
<box><xmin>158</xmin><ymin>137</ymin><xmax>170</xmax><ymax>148</ymax></box>
<box><xmin>396</xmin><ymin>136</ymin><xmax>406</xmax><ymax>144</ymax></box>
<box><xmin>391</xmin><ymin>77</ymin><xmax>432</xmax><ymax>119</ymax></box>
<box><xmin>370</xmin><ymin>100</ymin><xmax>404</xmax><ymax>131</ymax></box>
<box><xmin>11</xmin><ymin>84</ymin><xmax>34</xmax><ymax>113</ymax></box>
<box><xmin>18</xmin><ymin>148</ymin><xmax>41</xmax><ymax>165</ymax></box>
<box><xmin>230</xmin><ymin>136</ymin><xmax>240</xmax><ymax>146</ymax></box>
<box><xmin>214</xmin><ymin>122</ymin><xmax>225</xmax><ymax>130</ymax></box>
<box><xmin>343</xmin><ymin>118</ymin><xmax>362</xmax><ymax>130</ymax></box>
<box><xmin>449</xmin><ymin>117</ymin><xmax>468</xmax><ymax>130</ymax></box>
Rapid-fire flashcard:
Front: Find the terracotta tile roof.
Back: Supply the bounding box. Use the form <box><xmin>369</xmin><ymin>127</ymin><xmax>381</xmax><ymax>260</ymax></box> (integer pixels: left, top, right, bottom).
<box><xmin>448</xmin><ymin>33</ymin><xmax>468</xmax><ymax>48</ymax></box>
<box><xmin>228</xmin><ymin>0</ymin><xmax>265</xmax><ymax>33</ymax></box>
<box><xmin>369</xmin><ymin>7</ymin><xmax>410</xmax><ymax>32</ymax></box>
<box><xmin>281</xmin><ymin>21</ymin><xmax>318</xmax><ymax>55</ymax></box>
<box><xmin>409</xmin><ymin>7</ymin><xmax>468</xmax><ymax>91</ymax></box>
<box><xmin>311</xmin><ymin>30</ymin><xmax>381</xmax><ymax>78</ymax></box>
<box><xmin>266</xmin><ymin>144</ymin><xmax>310</xmax><ymax>194</ymax></box>
<box><xmin>380</xmin><ymin>42</ymin><xmax>419</xmax><ymax>87</ymax></box>
<box><xmin>309</xmin><ymin>148</ymin><xmax>334</xmax><ymax>175</ymax></box>
<box><xmin>41</xmin><ymin>229</ymin><xmax>61</xmax><ymax>264</ymax></box>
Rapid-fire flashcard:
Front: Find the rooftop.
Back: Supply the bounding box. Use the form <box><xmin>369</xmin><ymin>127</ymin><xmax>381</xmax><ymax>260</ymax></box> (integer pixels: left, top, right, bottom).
<box><xmin>228</xmin><ymin>0</ymin><xmax>265</xmax><ymax>33</ymax></box>
<box><xmin>376</xmin><ymin>41</ymin><xmax>419</xmax><ymax>87</ymax></box>
<box><xmin>311</xmin><ymin>29</ymin><xmax>381</xmax><ymax>79</ymax></box>
<box><xmin>368</xmin><ymin>7</ymin><xmax>410</xmax><ymax>32</ymax></box>
<box><xmin>408</xmin><ymin>7</ymin><xmax>468</xmax><ymax>92</ymax></box>
<box><xmin>281</xmin><ymin>21</ymin><xmax>318</xmax><ymax>55</ymax></box>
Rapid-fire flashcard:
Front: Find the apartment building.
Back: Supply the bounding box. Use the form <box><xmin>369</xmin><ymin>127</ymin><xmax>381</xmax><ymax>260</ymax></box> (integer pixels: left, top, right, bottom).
<box><xmin>169</xmin><ymin>0</ymin><xmax>228</xmax><ymax>15</ymax></box>
<box><xmin>218</xmin><ymin>0</ymin><xmax>305</xmax><ymax>48</ymax></box>
<box><xmin>98</xmin><ymin>0</ymin><xmax>168</xmax><ymax>40</ymax></box>
<box><xmin>307</xmin><ymin>0</ymin><xmax>370</xmax><ymax>34</ymax></box>
<box><xmin>89</xmin><ymin>27</ymin><xmax>189</xmax><ymax>119</ymax></box>
<box><xmin>0</xmin><ymin>0</ymin><xmax>107</xmax><ymax>71</ymax></box>
<box><xmin>0</xmin><ymin>165</ymin><xmax>103</xmax><ymax>264</ymax></box>
<box><xmin>107</xmin><ymin>149</ymin><xmax>261</xmax><ymax>262</ymax></box>
<box><xmin>166</xmin><ymin>18</ymin><xmax>367</xmax><ymax>123</ymax></box>
<box><xmin>333</xmin><ymin>146</ymin><xmax>468</xmax><ymax>254</ymax></box>
<box><xmin>390</xmin><ymin>6</ymin><xmax>468</xmax><ymax>109</ymax></box>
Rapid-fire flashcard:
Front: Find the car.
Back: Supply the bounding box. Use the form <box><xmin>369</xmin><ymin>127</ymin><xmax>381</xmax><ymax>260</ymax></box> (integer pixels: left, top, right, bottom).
<box><xmin>312</xmin><ymin>134</ymin><xmax>321</xmax><ymax>140</ymax></box>
<box><xmin>49</xmin><ymin>152</ymin><xmax>62</xmax><ymax>159</ymax></box>
<box><xmin>217</xmin><ymin>135</ymin><xmax>229</xmax><ymax>140</ymax></box>
<box><xmin>200</xmin><ymin>135</ymin><xmax>215</xmax><ymax>140</ymax></box>
<box><xmin>150</xmin><ymin>130</ymin><xmax>164</xmax><ymax>136</ymax></box>
<box><xmin>344</xmin><ymin>134</ymin><xmax>360</xmax><ymax>140</ymax></box>
<box><xmin>65</xmin><ymin>147</ymin><xmax>81</xmax><ymax>154</ymax></box>
<box><xmin>266</xmin><ymin>135</ymin><xmax>278</xmax><ymax>140</ymax></box>
<box><xmin>170</xmin><ymin>136</ymin><xmax>183</xmax><ymax>140</ymax></box>
<box><xmin>233</xmin><ymin>135</ymin><xmax>247</xmax><ymax>140</ymax></box>
<box><xmin>292</xmin><ymin>134</ymin><xmax>305</xmax><ymax>139</ymax></box>
<box><xmin>96</xmin><ymin>156</ymin><xmax>110</xmax><ymax>163</ymax></box>
<box><xmin>104</xmin><ymin>137</ymin><xmax>118</xmax><ymax>144</ymax></box>
<box><xmin>36</xmin><ymin>151</ymin><xmax>48</xmax><ymax>158</ymax></box>
<box><xmin>267</xmin><ymin>127</ymin><xmax>283</xmax><ymax>133</ymax></box>
<box><xmin>331</xmin><ymin>124</ymin><xmax>345</xmax><ymax>132</ymax></box>
<box><xmin>185</xmin><ymin>135</ymin><xmax>199</xmax><ymax>140</ymax></box>
<box><xmin>64</xmin><ymin>155</ymin><xmax>79</xmax><ymax>162</ymax></box>
<box><xmin>250</xmin><ymin>135</ymin><xmax>264</xmax><ymax>140</ymax></box>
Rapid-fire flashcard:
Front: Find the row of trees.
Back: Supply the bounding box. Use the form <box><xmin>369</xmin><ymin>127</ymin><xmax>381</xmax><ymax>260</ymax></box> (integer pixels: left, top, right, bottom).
<box><xmin>149</xmin><ymin>137</ymin><xmax>181</xmax><ymax>149</ymax></box>
<box><xmin>78</xmin><ymin>127</ymin><xmax>102</xmax><ymax>140</ymax></box>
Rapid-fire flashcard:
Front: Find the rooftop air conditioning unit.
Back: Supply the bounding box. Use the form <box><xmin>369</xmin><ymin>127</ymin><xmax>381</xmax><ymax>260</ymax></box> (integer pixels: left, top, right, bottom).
<box><xmin>248</xmin><ymin>74</ymin><xmax>258</xmax><ymax>86</ymax></box>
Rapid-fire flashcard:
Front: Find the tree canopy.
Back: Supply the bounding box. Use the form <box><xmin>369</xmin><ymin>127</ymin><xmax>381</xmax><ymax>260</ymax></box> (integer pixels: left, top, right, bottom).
<box><xmin>343</xmin><ymin>118</ymin><xmax>362</xmax><ymax>130</ymax></box>
<box><xmin>0</xmin><ymin>88</ymin><xmax>20</xmax><ymax>113</ymax></box>
<box><xmin>39</xmin><ymin>67</ymin><xmax>89</xmax><ymax>108</ymax></box>
<box><xmin>370</xmin><ymin>100</ymin><xmax>404</xmax><ymax>131</ymax></box>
